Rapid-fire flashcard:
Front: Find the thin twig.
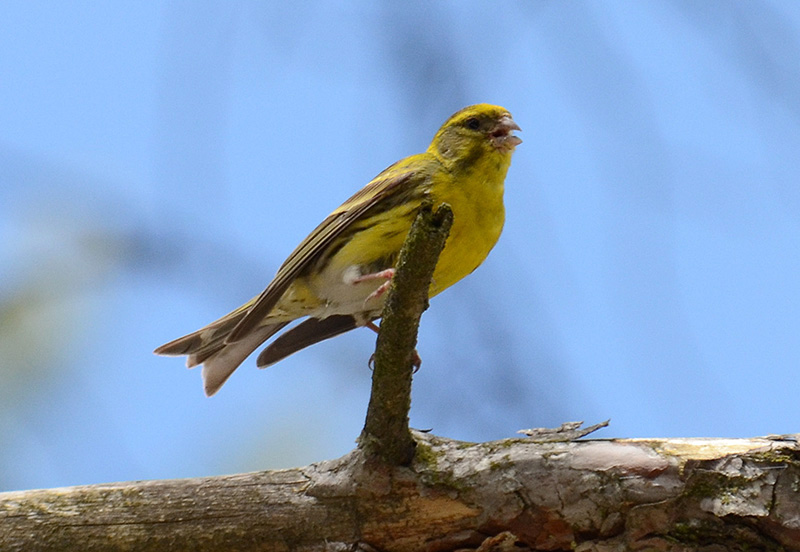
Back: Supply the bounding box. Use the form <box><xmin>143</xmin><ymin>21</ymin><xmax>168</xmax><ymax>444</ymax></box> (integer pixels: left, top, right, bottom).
<box><xmin>358</xmin><ymin>202</ymin><xmax>453</xmax><ymax>465</ymax></box>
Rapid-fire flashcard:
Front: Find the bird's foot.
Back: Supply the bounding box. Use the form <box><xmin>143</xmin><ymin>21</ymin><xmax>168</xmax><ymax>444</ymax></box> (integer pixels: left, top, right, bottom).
<box><xmin>352</xmin><ymin>268</ymin><xmax>395</xmax><ymax>303</ymax></box>
<box><xmin>368</xmin><ymin>352</ymin><xmax>421</xmax><ymax>372</ymax></box>
<box><xmin>367</xmin><ymin>319</ymin><xmax>422</xmax><ymax>373</ymax></box>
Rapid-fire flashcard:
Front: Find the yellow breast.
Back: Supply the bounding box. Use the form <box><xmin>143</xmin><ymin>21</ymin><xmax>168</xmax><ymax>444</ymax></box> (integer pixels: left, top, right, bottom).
<box><xmin>428</xmin><ymin>151</ymin><xmax>509</xmax><ymax>296</ymax></box>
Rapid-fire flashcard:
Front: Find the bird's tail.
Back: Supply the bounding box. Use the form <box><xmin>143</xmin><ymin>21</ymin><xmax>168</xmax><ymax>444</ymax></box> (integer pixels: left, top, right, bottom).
<box><xmin>199</xmin><ymin>323</ymin><xmax>286</xmax><ymax>395</ymax></box>
<box><xmin>154</xmin><ymin>307</ymin><xmax>287</xmax><ymax>396</ymax></box>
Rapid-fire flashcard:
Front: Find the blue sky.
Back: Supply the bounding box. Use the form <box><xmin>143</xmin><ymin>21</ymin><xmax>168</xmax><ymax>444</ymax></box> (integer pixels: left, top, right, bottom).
<box><xmin>1</xmin><ymin>2</ymin><xmax>799</xmax><ymax>491</ymax></box>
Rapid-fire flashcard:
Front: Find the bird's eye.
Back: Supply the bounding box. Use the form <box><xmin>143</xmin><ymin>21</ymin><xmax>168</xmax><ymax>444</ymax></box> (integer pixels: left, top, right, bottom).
<box><xmin>465</xmin><ymin>117</ymin><xmax>480</xmax><ymax>130</ymax></box>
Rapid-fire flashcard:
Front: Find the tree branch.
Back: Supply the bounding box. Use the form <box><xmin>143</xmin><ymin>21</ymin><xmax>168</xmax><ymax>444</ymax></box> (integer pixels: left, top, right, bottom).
<box><xmin>359</xmin><ymin>202</ymin><xmax>453</xmax><ymax>466</ymax></box>
<box><xmin>1</xmin><ymin>434</ymin><xmax>798</xmax><ymax>551</ymax></box>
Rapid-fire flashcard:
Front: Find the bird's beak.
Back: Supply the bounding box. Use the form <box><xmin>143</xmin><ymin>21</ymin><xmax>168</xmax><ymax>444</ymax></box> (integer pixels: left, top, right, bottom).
<box><xmin>491</xmin><ymin>114</ymin><xmax>522</xmax><ymax>151</ymax></box>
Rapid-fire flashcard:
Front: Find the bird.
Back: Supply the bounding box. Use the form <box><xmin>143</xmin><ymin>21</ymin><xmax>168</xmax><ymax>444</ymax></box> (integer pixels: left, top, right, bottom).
<box><xmin>154</xmin><ymin>103</ymin><xmax>521</xmax><ymax>396</ymax></box>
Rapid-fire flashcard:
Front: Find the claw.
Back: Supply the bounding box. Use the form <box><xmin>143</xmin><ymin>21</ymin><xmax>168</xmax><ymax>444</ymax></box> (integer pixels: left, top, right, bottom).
<box><xmin>366</xmin><ymin>321</ymin><xmax>422</xmax><ymax>372</ymax></box>
<box><xmin>367</xmin><ymin>350</ymin><xmax>421</xmax><ymax>372</ymax></box>
<box><xmin>412</xmin><ymin>351</ymin><xmax>422</xmax><ymax>372</ymax></box>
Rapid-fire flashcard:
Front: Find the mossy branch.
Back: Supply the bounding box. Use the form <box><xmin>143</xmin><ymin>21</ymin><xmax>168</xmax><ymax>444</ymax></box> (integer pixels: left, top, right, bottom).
<box><xmin>358</xmin><ymin>202</ymin><xmax>453</xmax><ymax>465</ymax></box>
<box><xmin>2</xmin><ymin>435</ymin><xmax>799</xmax><ymax>551</ymax></box>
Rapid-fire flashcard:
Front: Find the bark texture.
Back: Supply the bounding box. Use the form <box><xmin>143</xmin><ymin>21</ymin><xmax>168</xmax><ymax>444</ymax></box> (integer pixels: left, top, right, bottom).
<box><xmin>2</xmin><ymin>432</ymin><xmax>798</xmax><ymax>551</ymax></box>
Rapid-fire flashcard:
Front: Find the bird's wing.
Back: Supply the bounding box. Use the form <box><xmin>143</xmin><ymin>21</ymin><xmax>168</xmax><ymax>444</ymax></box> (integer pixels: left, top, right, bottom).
<box><xmin>226</xmin><ymin>161</ymin><xmax>427</xmax><ymax>343</ymax></box>
<box><xmin>255</xmin><ymin>314</ymin><xmax>362</xmax><ymax>368</ymax></box>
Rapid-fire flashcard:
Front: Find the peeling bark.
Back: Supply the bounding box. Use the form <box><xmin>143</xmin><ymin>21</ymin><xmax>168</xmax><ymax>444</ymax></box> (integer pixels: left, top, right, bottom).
<box><xmin>2</xmin><ymin>433</ymin><xmax>798</xmax><ymax>551</ymax></box>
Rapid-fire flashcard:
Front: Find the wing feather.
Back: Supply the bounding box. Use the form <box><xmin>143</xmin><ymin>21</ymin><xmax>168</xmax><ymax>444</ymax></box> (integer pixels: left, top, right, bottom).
<box><xmin>226</xmin><ymin>168</ymin><xmax>419</xmax><ymax>342</ymax></box>
<box><xmin>256</xmin><ymin>315</ymin><xmax>361</xmax><ymax>368</ymax></box>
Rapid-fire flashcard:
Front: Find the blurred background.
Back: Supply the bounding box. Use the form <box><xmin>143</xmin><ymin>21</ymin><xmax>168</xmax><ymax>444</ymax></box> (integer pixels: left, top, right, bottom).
<box><xmin>1</xmin><ymin>2</ymin><xmax>799</xmax><ymax>492</ymax></box>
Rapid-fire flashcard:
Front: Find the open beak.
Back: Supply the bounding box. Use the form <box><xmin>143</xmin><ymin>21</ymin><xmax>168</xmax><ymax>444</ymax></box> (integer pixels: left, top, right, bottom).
<box><xmin>491</xmin><ymin>114</ymin><xmax>522</xmax><ymax>151</ymax></box>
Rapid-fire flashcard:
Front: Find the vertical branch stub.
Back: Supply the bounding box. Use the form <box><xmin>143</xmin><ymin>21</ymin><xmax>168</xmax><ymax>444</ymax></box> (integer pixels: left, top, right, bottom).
<box><xmin>359</xmin><ymin>202</ymin><xmax>454</xmax><ymax>465</ymax></box>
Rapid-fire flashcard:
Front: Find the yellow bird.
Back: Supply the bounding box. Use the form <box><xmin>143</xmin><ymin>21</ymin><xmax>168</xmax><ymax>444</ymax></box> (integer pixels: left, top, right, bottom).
<box><xmin>155</xmin><ymin>103</ymin><xmax>521</xmax><ymax>396</ymax></box>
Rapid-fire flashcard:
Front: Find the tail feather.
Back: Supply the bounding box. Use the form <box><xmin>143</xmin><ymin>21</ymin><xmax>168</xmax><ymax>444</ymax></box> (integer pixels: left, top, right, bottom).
<box><xmin>154</xmin><ymin>304</ymin><xmax>288</xmax><ymax>395</ymax></box>
<box><xmin>200</xmin><ymin>323</ymin><xmax>287</xmax><ymax>396</ymax></box>
<box><xmin>187</xmin><ymin>343</ymin><xmax>225</xmax><ymax>368</ymax></box>
<box><xmin>153</xmin><ymin>330</ymin><xmax>206</xmax><ymax>357</ymax></box>
<box><xmin>154</xmin><ymin>306</ymin><xmax>250</xmax><ymax>357</ymax></box>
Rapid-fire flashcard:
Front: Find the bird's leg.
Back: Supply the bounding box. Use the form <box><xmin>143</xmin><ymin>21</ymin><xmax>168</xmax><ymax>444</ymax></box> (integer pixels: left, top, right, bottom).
<box><xmin>352</xmin><ymin>268</ymin><xmax>395</xmax><ymax>303</ymax></box>
<box><xmin>365</xmin><ymin>319</ymin><xmax>422</xmax><ymax>372</ymax></box>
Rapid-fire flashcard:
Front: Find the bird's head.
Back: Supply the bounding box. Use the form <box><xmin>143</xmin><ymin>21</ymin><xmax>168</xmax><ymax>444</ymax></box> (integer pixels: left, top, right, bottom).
<box><xmin>429</xmin><ymin>104</ymin><xmax>522</xmax><ymax>163</ymax></box>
